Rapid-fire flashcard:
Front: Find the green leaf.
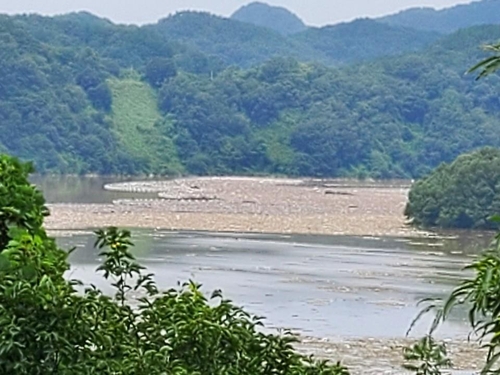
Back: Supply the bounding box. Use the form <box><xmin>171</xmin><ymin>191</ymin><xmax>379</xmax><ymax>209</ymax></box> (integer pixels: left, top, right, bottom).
<box><xmin>0</xmin><ymin>253</ymin><xmax>10</xmax><ymax>271</ymax></box>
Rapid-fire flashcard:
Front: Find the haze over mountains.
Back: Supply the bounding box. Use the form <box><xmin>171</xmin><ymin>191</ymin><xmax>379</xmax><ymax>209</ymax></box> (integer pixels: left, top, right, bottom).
<box><xmin>154</xmin><ymin>0</ymin><xmax>500</xmax><ymax>67</ymax></box>
<box><xmin>1</xmin><ymin>0</ymin><xmax>500</xmax><ymax>177</ymax></box>
<box><xmin>231</xmin><ymin>0</ymin><xmax>500</xmax><ymax>35</ymax></box>
<box><xmin>380</xmin><ymin>0</ymin><xmax>500</xmax><ymax>33</ymax></box>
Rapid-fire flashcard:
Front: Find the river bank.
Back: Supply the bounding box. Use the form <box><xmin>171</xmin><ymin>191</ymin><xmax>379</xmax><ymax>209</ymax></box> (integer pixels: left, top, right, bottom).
<box><xmin>297</xmin><ymin>336</ymin><xmax>484</xmax><ymax>374</ymax></box>
<box><xmin>45</xmin><ymin>177</ymin><xmax>486</xmax><ymax>373</ymax></box>
<box><xmin>46</xmin><ymin>176</ymin><xmax>425</xmax><ymax>237</ymax></box>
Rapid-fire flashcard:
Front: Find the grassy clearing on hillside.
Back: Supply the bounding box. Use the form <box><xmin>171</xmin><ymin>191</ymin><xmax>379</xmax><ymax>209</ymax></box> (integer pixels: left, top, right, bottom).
<box><xmin>108</xmin><ymin>74</ymin><xmax>182</xmax><ymax>174</ymax></box>
<box><xmin>255</xmin><ymin>112</ymin><xmax>298</xmax><ymax>174</ymax></box>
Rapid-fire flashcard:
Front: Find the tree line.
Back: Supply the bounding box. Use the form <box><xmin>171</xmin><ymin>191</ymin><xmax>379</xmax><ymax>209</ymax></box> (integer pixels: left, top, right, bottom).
<box><xmin>2</xmin><ymin>13</ymin><xmax>500</xmax><ymax>177</ymax></box>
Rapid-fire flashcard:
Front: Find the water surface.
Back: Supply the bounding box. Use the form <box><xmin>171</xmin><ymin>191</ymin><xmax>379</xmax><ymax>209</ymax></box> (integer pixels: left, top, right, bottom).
<box><xmin>36</xmin><ymin>176</ymin><xmax>492</xmax><ymax>340</ymax></box>
<box><xmin>58</xmin><ymin>229</ymin><xmax>489</xmax><ymax>339</ymax></box>
<box><xmin>30</xmin><ymin>175</ymin><xmax>160</xmax><ymax>203</ymax></box>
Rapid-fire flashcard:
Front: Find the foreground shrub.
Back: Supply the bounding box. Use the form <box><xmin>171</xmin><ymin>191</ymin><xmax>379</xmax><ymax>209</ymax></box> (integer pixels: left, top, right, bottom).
<box><xmin>408</xmin><ymin>229</ymin><xmax>500</xmax><ymax>374</ymax></box>
<box><xmin>0</xmin><ymin>154</ymin><xmax>348</xmax><ymax>374</ymax></box>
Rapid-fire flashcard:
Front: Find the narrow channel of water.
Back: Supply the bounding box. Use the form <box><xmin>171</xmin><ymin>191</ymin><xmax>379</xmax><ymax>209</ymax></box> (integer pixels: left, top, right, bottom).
<box><xmin>30</xmin><ymin>175</ymin><xmax>161</xmax><ymax>203</ymax></box>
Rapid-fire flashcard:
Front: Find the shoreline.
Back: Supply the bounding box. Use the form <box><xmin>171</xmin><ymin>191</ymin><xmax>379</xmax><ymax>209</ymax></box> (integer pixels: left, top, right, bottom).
<box><xmin>45</xmin><ymin>207</ymin><xmax>424</xmax><ymax>237</ymax></box>
<box><xmin>296</xmin><ymin>336</ymin><xmax>484</xmax><ymax>374</ymax></box>
<box><xmin>45</xmin><ymin>177</ymin><xmax>425</xmax><ymax>237</ymax></box>
<box><xmin>44</xmin><ymin>177</ymin><xmax>486</xmax><ymax>372</ymax></box>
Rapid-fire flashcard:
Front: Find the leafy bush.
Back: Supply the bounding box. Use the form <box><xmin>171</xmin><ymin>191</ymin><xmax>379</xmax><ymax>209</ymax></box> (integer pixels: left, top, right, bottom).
<box><xmin>405</xmin><ymin>147</ymin><xmax>500</xmax><ymax>229</ymax></box>
<box><xmin>0</xmin><ymin>154</ymin><xmax>349</xmax><ymax>374</ymax></box>
<box><xmin>402</xmin><ymin>336</ymin><xmax>451</xmax><ymax>375</ymax></box>
<box><xmin>408</xmin><ymin>229</ymin><xmax>500</xmax><ymax>374</ymax></box>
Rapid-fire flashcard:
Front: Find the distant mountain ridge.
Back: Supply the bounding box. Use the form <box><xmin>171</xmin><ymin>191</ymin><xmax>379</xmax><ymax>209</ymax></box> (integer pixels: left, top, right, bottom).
<box><xmin>230</xmin><ymin>2</ymin><xmax>307</xmax><ymax>35</ymax></box>
<box><xmin>292</xmin><ymin>18</ymin><xmax>441</xmax><ymax>64</ymax></box>
<box><xmin>2</xmin><ymin>11</ymin><xmax>500</xmax><ymax>177</ymax></box>
<box><xmin>231</xmin><ymin>0</ymin><xmax>500</xmax><ymax>36</ymax></box>
<box><xmin>153</xmin><ymin>11</ymin><xmax>327</xmax><ymax>67</ymax></box>
<box><xmin>153</xmin><ymin>12</ymin><xmax>441</xmax><ymax>67</ymax></box>
<box><xmin>379</xmin><ymin>0</ymin><xmax>500</xmax><ymax>33</ymax></box>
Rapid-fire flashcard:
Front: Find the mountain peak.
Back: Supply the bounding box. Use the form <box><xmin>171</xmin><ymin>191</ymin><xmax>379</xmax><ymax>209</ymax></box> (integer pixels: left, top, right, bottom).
<box><xmin>231</xmin><ymin>2</ymin><xmax>307</xmax><ymax>35</ymax></box>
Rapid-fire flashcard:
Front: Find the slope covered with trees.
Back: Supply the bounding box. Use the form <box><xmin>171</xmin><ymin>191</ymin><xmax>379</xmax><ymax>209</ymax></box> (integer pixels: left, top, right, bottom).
<box><xmin>380</xmin><ymin>0</ymin><xmax>500</xmax><ymax>33</ymax></box>
<box><xmin>152</xmin><ymin>11</ymin><xmax>442</xmax><ymax>67</ymax></box>
<box><xmin>156</xmin><ymin>24</ymin><xmax>500</xmax><ymax>178</ymax></box>
<box><xmin>0</xmin><ymin>15</ymin><xmax>136</xmax><ymax>174</ymax></box>
<box><xmin>151</xmin><ymin>12</ymin><xmax>328</xmax><ymax>68</ymax></box>
<box><xmin>292</xmin><ymin>19</ymin><xmax>441</xmax><ymax>65</ymax></box>
<box><xmin>231</xmin><ymin>1</ymin><xmax>307</xmax><ymax>35</ymax></box>
<box><xmin>0</xmin><ymin>13</ymin><xmax>203</xmax><ymax>174</ymax></box>
<box><xmin>405</xmin><ymin>148</ymin><xmax>500</xmax><ymax>229</ymax></box>
<box><xmin>2</xmin><ymin>11</ymin><xmax>500</xmax><ymax>177</ymax></box>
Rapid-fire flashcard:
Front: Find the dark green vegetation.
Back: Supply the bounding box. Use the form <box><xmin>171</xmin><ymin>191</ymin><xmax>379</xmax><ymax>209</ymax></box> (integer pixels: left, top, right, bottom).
<box><xmin>231</xmin><ymin>1</ymin><xmax>307</xmax><ymax>35</ymax></box>
<box><xmin>154</xmin><ymin>12</ymin><xmax>441</xmax><ymax>67</ymax></box>
<box><xmin>403</xmin><ymin>336</ymin><xmax>451</xmax><ymax>374</ymax></box>
<box><xmin>405</xmin><ymin>38</ymin><xmax>500</xmax><ymax>231</ymax></box>
<box><xmin>292</xmin><ymin>19</ymin><xmax>440</xmax><ymax>65</ymax></box>
<box><xmin>0</xmin><ymin>154</ymin><xmax>349</xmax><ymax>374</ymax></box>
<box><xmin>3</xmin><ymin>1</ymin><xmax>500</xmax><ymax>176</ymax></box>
<box><xmin>410</xmin><ymin>231</ymin><xmax>500</xmax><ymax>374</ymax></box>
<box><xmin>151</xmin><ymin>11</ymin><xmax>326</xmax><ymax>68</ymax></box>
<box><xmin>405</xmin><ymin>148</ymin><xmax>500</xmax><ymax>229</ymax></box>
<box><xmin>380</xmin><ymin>0</ymin><xmax>500</xmax><ymax>34</ymax></box>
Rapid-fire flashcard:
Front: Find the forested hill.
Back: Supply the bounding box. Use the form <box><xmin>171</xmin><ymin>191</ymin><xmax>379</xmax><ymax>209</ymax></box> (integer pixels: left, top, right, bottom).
<box><xmin>150</xmin><ymin>12</ymin><xmax>328</xmax><ymax>68</ymax></box>
<box><xmin>152</xmin><ymin>12</ymin><xmax>441</xmax><ymax>67</ymax></box>
<box><xmin>230</xmin><ymin>2</ymin><xmax>307</xmax><ymax>35</ymax></box>
<box><xmin>2</xmin><ymin>12</ymin><xmax>500</xmax><ymax>178</ymax></box>
<box><xmin>152</xmin><ymin>0</ymin><xmax>500</xmax><ymax>67</ymax></box>
<box><xmin>292</xmin><ymin>19</ymin><xmax>440</xmax><ymax>65</ymax></box>
<box><xmin>380</xmin><ymin>0</ymin><xmax>500</xmax><ymax>33</ymax></box>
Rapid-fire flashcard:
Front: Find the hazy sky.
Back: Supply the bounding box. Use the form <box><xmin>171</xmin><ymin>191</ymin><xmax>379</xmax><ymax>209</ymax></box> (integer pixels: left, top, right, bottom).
<box><xmin>0</xmin><ymin>0</ymin><xmax>477</xmax><ymax>26</ymax></box>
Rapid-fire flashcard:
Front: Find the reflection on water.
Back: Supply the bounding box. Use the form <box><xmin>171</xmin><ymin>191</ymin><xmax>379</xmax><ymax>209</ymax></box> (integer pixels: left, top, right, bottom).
<box><xmin>57</xmin><ymin>229</ymin><xmax>492</xmax><ymax>340</ymax></box>
<box><xmin>30</xmin><ymin>175</ymin><xmax>161</xmax><ymax>203</ymax></box>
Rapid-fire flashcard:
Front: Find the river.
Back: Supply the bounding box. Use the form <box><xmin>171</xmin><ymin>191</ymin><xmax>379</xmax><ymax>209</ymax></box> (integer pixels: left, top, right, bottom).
<box><xmin>33</xmin><ymin>175</ymin><xmax>492</xmax><ymax>373</ymax></box>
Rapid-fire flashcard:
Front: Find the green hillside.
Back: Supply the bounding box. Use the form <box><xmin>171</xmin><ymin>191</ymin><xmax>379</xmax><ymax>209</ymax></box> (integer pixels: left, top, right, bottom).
<box><xmin>293</xmin><ymin>19</ymin><xmax>441</xmax><ymax>64</ymax></box>
<box><xmin>156</xmin><ymin>25</ymin><xmax>500</xmax><ymax>178</ymax></box>
<box><xmin>108</xmin><ymin>74</ymin><xmax>182</xmax><ymax>174</ymax></box>
<box><xmin>2</xmin><ymin>11</ymin><xmax>500</xmax><ymax>178</ymax></box>
<box><xmin>151</xmin><ymin>11</ymin><xmax>440</xmax><ymax>67</ymax></box>
<box><xmin>380</xmin><ymin>0</ymin><xmax>500</xmax><ymax>33</ymax></box>
<box><xmin>231</xmin><ymin>2</ymin><xmax>307</xmax><ymax>35</ymax></box>
<box><xmin>151</xmin><ymin>12</ymin><xmax>329</xmax><ymax>67</ymax></box>
<box><xmin>406</xmin><ymin>147</ymin><xmax>500</xmax><ymax>229</ymax></box>
<box><xmin>0</xmin><ymin>14</ymin><xmax>134</xmax><ymax>174</ymax></box>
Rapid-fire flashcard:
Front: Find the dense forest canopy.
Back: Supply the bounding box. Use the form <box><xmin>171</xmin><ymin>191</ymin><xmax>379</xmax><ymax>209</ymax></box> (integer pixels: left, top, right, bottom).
<box><xmin>231</xmin><ymin>1</ymin><xmax>307</xmax><ymax>35</ymax></box>
<box><xmin>292</xmin><ymin>19</ymin><xmax>441</xmax><ymax>66</ymax></box>
<box><xmin>380</xmin><ymin>0</ymin><xmax>500</xmax><ymax>34</ymax></box>
<box><xmin>150</xmin><ymin>11</ymin><xmax>328</xmax><ymax>68</ymax></box>
<box><xmin>405</xmin><ymin>147</ymin><xmax>500</xmax><ymax>230</ymax></box>
<box><xmin>2</xmin><ymin>2</ymin><xmax>500</xmax><ymax>177</ymax></box>
<box><xmin>153</xmin><ymin>12</ymin><xmax>444</xmax><ymax>67</ymax></box>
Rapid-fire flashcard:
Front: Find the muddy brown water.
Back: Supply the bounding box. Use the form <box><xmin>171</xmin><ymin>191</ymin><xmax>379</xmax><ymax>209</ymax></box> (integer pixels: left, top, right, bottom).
<box><xmin>35</xmin><ymin>176</ymin><xmax>493</xmax><ymax>373</ymax></box>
